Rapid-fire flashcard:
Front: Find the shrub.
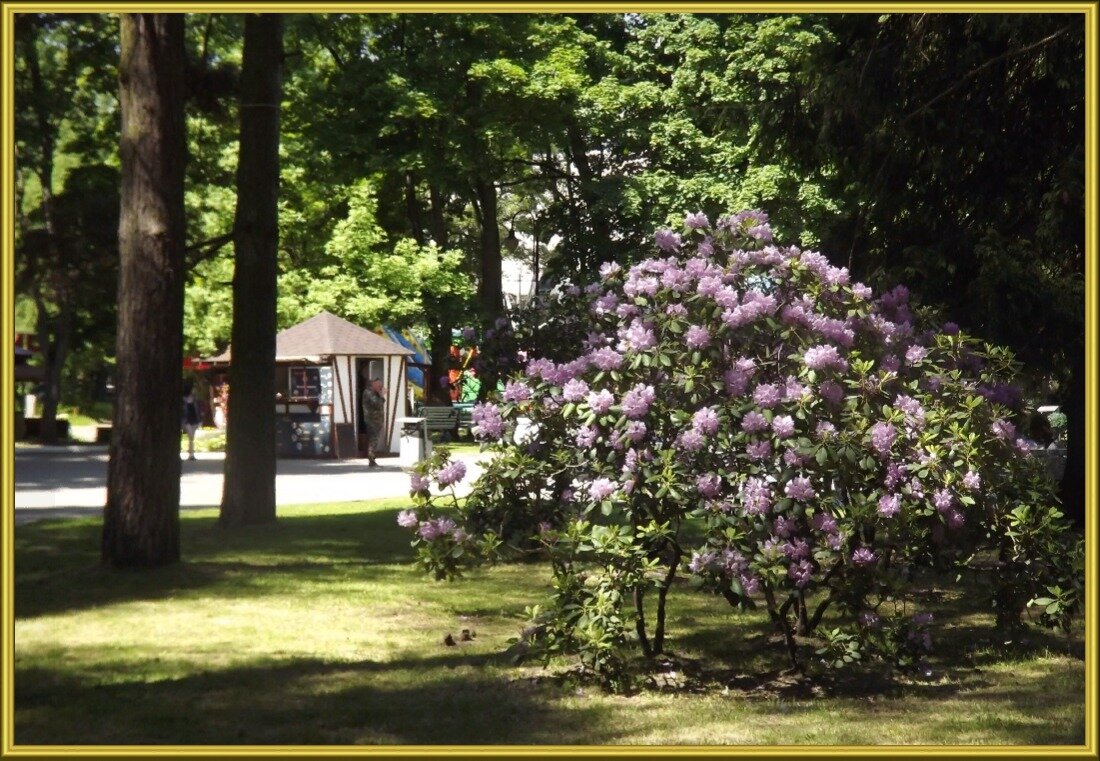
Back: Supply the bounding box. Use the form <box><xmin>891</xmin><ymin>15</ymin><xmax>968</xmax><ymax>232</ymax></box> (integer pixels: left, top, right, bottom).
<box><xmin>401</xmin><ymin>210</ymin><xmax>1081</xmax><ymax>687</ymax></box>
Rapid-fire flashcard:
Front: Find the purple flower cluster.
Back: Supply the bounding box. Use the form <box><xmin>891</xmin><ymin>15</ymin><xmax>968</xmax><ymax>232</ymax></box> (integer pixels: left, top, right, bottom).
<box><xmin>878</xmin><ymin>493</ymin><xmax>901</xmax><ymax>517</ymax></box>
<box><xmin>587</xmin><ymin>389</ymin><xmax>615</xmax><ymax>415</ymax></box>
<box><xmin>471</xmin><ymin>403</ymin><xmax>504</xmax><ymax>440</ymax></box>
<box><xmin>753</xmin><ymin>383</ymin><xmax>783</xmax><ymax>409</ymax></box>
<box><xmin>417</xmin><ymin>516</ymin><xmax>459</xmax><ymax>541</ymax></box>
<box><xmin>502</xmin><ymin>380</ymin><xmax>533</xmax><ymax>403</ymax></box>
<box><xmin>436</xmin><ymin>460</ymin><xmax>467</xmax><ymax>487</ymax></box>
<box><xmin>684</xmin><ymin>325</ymin><xmax>711</xmax><ymax>349</ymax></box>
<box><xmin>621</xmin><ymin>383</ymin><xmax>656</xmax><ymax>419</ymax></box>
<box><xmin>784</xmin><ymin>476</ymin><xmax>816</xmax><ymax>501</ymax></box>
<box><xmin>575</xmin><ymin>425</ymin><xmax>598</xmax><ymax>448</ymax></box>
<box><xmin>746</xmin><ymin>441</ymin><xmax>772</xmax><ymax>461</ymax></box>
<box><xmin>589</xmin><ymin>477</ymin><xmax>617</xmax><ymax>501</ymax></box>
<box><xmin>685</xmin><ymin>211</ymin><xmax>709</xmax><ymax>229</ymax></box>
<box><xmin>692</xmin><ymin>406</ymin><xmax>719</xmax><ymax>435</ymax></box>
<box><xmin>869</xmin><ymin>422</ymin><xmax>897</xmax><ymax>457</ymax></box>
<box><xmin>677</xmin><ymin>429</ymin><xmax>706</xmax><ymax>452</ymax></box>
<box><xmin>739</xmin><ymin>477</ymin><xmax>773</xmax><ymax>515</ymax></box>
<box><xmin>655</xmin><ymin>229</ymin><xmax>682</xmax><ymax>252</ymax></box>
<box><xmin>741</xmin><ymin>411</ymin><xmax>768</xmax><ymax>433</ymax></box>
<box><xmin>803</xmin><ymin>344</ymin><xmax>847</xmax><ymax>372</ymax></box>
<box><xmin>789</xmin><ymin>560</ymin><xmax>814</xmax><ymax>588</ymax></box>
<box><xmin>588</xmin><ymin>347</ymin><xmax>624</xmax><ymax>371</ymax></box>
<box><xmin>696</xmin><ymin>473</ymin><xmax>722</xmax><ymax>498</ymax></box>
<box><xmin>771</xmin><ymin>415</ymin><xmax>796</xmax><ymax>439</ymax></box>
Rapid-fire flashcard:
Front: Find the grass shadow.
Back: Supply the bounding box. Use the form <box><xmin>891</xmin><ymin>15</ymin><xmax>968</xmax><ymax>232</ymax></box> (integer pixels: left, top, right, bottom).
<box><xmin>15</xmin><ymin>653</ymin><xmax>615</xmax><ymax>745</ymax></box>
<box><xmin>15</xmin><ymin>507</ymin><xmax>418</xmax><ymax>620</ymax></box>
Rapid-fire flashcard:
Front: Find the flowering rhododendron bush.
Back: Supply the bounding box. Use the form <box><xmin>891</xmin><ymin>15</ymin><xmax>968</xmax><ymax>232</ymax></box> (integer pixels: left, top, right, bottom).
<box><xmin>400</xmin><ymin>210</ymin><xmax>1081</xmax><ymax>687</ymax></box>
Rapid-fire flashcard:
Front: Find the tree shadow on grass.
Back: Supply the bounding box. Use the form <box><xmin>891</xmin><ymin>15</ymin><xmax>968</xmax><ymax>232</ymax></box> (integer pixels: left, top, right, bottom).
<box><xmin>14</xmin><ymin>652</ymin><xmax>617</xmax><ymax>746</ymax></box>
<box><xmin>15</xmin><ymin>508</ymin><xmax>418</xmax><ymax>620</ymax></box>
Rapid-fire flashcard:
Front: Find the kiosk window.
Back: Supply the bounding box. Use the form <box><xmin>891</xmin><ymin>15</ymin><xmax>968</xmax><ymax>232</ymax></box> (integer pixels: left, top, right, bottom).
<box><xmin>289</xmin><ymin>367</ymin><xmax>321</xmax><ymax>400</ymax></box>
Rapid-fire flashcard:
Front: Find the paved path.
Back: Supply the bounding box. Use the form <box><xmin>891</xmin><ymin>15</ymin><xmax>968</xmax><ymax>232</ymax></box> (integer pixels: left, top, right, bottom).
<box><xmin>14</xmin><ymin>445</ymin><xmax>488</xmax><ymax>526</ymax></box>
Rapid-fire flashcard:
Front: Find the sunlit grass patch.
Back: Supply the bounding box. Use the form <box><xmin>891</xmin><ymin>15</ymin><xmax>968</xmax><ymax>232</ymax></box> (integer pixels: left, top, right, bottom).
<box><xmin>14</xmin><ymin>499</ymin><xmax>1085</xmax><ymax>746</ymax></box>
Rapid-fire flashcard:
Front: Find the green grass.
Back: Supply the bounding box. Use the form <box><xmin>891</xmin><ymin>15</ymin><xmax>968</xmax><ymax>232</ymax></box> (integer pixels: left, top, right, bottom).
<box><xmin>14</xmin><ymin>501</ymin><xmax>1085</xmax><ymax>746</ymax></box>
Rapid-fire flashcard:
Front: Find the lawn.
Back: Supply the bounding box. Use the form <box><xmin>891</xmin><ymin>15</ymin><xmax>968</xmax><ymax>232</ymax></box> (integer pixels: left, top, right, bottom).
<box><xmin>13</xmin><ymin>499</ymin><xmax>1085</xmax><ymax>746</ymax></box>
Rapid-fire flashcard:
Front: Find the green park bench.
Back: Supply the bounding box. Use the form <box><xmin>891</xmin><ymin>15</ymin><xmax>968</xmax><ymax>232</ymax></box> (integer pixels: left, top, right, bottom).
<box><xmin>414</xmin><ymin>403</ymin><xmax>475</xmax><ymax>440</ymax></box>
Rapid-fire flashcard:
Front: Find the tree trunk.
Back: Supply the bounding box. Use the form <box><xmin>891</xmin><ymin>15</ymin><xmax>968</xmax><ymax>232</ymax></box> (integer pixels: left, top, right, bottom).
<box><xmin>220</xmin><ymin>13</ymin><xmax>284</xmax><ymax>528</ymax></box>
<box><xmin>404</xmin><ymin>171</ymin><xmax>425</xmax><ymax>245</ymax></box>
<box><xmin>102</xmin><ymin>13</ymin><xmax>187</xmax><ymax>567</ymax></box>
<box><xmin>428</xmin><ymin>182</ymin><xmax>448</xmax><ymax>250</ymax></box>
<box><xmin>23</xmin><ymin>18</ymin><xmax>64</xmax><ymax>444</ymax></box>
<box><xmin>1059</xmin><ymin>349</ymin><xmax>1085</xmax><ymax>529</ymax></box>
<box><xmin>473</xmin><ymin>176</ymin><xmax>502</xmax><ymax>399</ymax></box>
<box><xmin>566</xmin><ymin>124</ymin><xmax>614</xmax><ymax>268</ymax></box>
<box><xmin>473</xmin><ymin>176</ymin><xmax>503</xmax><ymax>319</ymax></box>
<box><xmin>35</xmin><ymin>299</ymin><xmax>71</xmax><ymax>444</ymax></box>
<box><xmin>426</xmin><ymin>184</ymin><xmax>453</xmax><ymax>399</ymax></box>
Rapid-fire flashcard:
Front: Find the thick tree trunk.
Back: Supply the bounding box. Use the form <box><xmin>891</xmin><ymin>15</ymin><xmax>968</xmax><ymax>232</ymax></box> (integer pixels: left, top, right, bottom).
<box><xmin>220</xmin><ymin>13</ymin><xmax>284</xmax><ymax>528</ymax></box>
<box><xmin>102</xmin><ymin>13</ymin><xmax>186</xmax><ymax>567</ymax></box>
<box><xmin>474</xmin><ymin>176</ymin><xmax>503</xmax><ymax>319</ymax></box>
<box><xmin>473</xmin><ymin>177</ymin><xmax>502</xmax><ymax>399</ymax></box>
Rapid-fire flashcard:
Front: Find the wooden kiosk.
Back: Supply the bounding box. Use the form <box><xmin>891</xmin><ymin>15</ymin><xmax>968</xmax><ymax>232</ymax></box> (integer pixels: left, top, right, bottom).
<box><xmin>207</xmin><ymin>311</ymin><xmax>413</xmax><ymax>459</ymax></box>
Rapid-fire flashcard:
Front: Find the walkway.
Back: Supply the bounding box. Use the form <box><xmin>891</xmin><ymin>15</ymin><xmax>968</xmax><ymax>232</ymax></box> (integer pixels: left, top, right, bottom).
<box><xmin>13</xmin><ymin>445</ymin><xmax>488</xmax><ymax>525</ymax></box>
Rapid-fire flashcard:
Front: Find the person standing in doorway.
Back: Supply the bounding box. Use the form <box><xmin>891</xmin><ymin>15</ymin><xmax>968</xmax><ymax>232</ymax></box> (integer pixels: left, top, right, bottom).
<box><xmin>361</xmin><ymin>377</ymin><xmax>386</xmax><ymax>467</ymax></box>
<box><xmin>182</xmin><ymin>380</ymin><xmax>201</xmax><ymax>461</ymax></box>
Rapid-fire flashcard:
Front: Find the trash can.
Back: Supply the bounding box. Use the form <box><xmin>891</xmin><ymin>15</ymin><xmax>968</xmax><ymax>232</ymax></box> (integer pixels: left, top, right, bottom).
<box><xmin>396</xmin><ymin>416</ymin><xmax>431</xmax><ymax>468</ymax></box>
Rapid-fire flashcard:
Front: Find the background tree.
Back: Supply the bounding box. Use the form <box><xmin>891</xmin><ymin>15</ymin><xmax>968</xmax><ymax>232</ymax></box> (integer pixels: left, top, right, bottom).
<box><xmin>220</xmin><ymin>13</ymin><xmax>285</xmax><ymax>528</ymax></box>
<box><xmin>14</xmin><ymin>13</ymin><xmax>119</xmax><ymax>440</ymax></box>
<box><xmin>102</xmin><ymin>13</ymin><xmax>187</xmax><ymax>567</ymax></box>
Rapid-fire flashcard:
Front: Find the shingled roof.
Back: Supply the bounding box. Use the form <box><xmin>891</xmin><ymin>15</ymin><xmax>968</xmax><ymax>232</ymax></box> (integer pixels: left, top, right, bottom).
<box><xmin>208</xmin><ymin>311</ymin><xmax>413</xmax><ymax>362</ymax></box>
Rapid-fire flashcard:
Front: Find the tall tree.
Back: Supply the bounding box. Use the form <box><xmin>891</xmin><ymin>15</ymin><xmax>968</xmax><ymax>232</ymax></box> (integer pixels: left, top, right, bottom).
<box><xmin>220</xmin><ymin>13</ymin><xmax>284</xmax><ymax>527</ymax></box>
<box><xmin>102</xmin><ymin>13</ymin><xmax>187</xmax><ymax>567</ymax></box>
<box><xmin>14</xmin><ymin>13</ymin><xmax>118</xmax><ymax>442</ymax></box>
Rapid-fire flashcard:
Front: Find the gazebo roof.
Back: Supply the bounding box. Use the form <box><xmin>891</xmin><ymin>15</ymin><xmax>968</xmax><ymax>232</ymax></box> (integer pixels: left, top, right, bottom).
<box><xmin>208</xmin><ymin>311</ymin><xmax>413</xmax><ymax>362</ymax></box>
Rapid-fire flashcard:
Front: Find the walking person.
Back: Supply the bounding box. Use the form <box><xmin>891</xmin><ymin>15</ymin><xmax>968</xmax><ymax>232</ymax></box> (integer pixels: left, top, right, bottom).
<box><xmin>361</xmin><ymin>377</ymin><xmax>386</xmax><ymax>467</ymax></box>
<box><xmin>182</xmin><ymin>380</ymin><xmax>201</xmax><ymax>461</ymax></box>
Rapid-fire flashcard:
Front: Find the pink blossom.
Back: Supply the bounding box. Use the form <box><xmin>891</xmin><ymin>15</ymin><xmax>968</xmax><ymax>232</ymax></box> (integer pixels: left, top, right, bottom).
<box><xmin>741</xmin><ymin>411</ymin><xmax>768</xmax><ymax>433</ymax></box>
<box><xmin>621</xmin><ymin>384</ymin><xmax>656</xmax><ymax>419</ymax></box>
<box><xmin>772</xmin><ymin>415</ymin><xmax>796</xmax><ymax>439</ymax></box>
<box><xmin>869</xmin><ymin>422</ymin><xmax>897</xmax><ymax>457</ymax></box>
<box><xmin>589</xmin><ymin>347</ymin><xmax>624</xmax><ymax>371</ymax></box>
<box><xmin>692</xmin><ymin>407</ymin><xmax>719</xmax><ymax>435</ymax></box>
<box><xmin>784</xmin><ymin>476</ymin><xmax>816</xmax><ymax>501</ymax></box>
<box><xmin>397</xmin><ymin>509</ymin><xmax>419</xmax><ymax>529</ymax></box>
<box><xmin>753</xmin><ymin>383</ymin><xmax>783</xmax><ymax>408</ymax></box>
<box><xmin>589</xmin><ymin>477</ymin><xmax>617</xmax><ymax>501</ymax></box>
<box><xmin>696</xmin><ymin>473</ymin><xmax>722</xmax><ymax>498</ymax></box>
<box><xmin>878</xmin><ymin>493</ymin><xmax>901</xmax><ymax>517</ymax></box>
<box><xmin>739</xmin><ymin>477</ymin><xmax>773</xmax><ymax>515</ymax></box>
<box><xmin>587</xmin><ymin>389</ymin><xmax>615</xmax><ymax>415</ymax></box>
<box><xmin>436</xmin><ymin>461</ymin><xmax>467</xmax><ymax>487</ymax></box>
<box><xmin>803</xmin><ymin>344</ymin><xmax>847</xmax><ymax>372</ymax></box>
<box><xmin>562</xmin><ymin>378</ymin><xmax>589</xmax><ymax>403</ymax></box>
<box><xmin>746</xmin><ymin>440</ymin><xmax>772</xmax><ymax>461</ymax></box>
<box><xmin>677</xmin><ymin>429</ymin><xmax>705</xmax><ymax>452</ymax></box>
<box><xmin>502</xmin><ymin>381</ymin><xmax>532</xmax><ymax>403</ymax></box>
